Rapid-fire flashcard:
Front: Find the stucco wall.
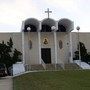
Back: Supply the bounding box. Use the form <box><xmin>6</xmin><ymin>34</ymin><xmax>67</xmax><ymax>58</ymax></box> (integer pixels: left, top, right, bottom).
<box><xmin>57</xmin><ymin>32</ymin><xmax>70</xmax><ymax>64</ymax></box>
<box><xmin>24</xmin><ymin>32</ymin><xmax>39</xmax><ymax>65</ymax></box>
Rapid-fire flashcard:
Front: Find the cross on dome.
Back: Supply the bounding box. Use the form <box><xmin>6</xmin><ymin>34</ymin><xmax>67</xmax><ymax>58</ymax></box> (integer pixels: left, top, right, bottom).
<box><xmin>45</xmin><ymin>8</ymin><xmax>52</xmax><ymax>18</ymax></box>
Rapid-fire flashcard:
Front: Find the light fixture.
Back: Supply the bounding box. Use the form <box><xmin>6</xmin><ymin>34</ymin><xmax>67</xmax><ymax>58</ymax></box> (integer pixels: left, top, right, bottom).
<box><xmin>27</xmin><ymin>27</ymin><xmax>31</xmax><ymax>31</ymax></box>
<box><xmin>76</xmin><ymin>26</ymin><xmax>80</xmax><ymax>31</ymax></box>
<box><xmin>51</xmin><ymin>26</ymin><xmax>57</xmax><ymax>31</ymax></box>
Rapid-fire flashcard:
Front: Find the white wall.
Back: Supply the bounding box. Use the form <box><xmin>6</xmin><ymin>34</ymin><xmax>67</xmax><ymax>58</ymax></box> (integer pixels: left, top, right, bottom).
<box><xmin>24</xmin><ymin>32</ymin><xmax>39</xmax><ymax>65</ymax></box>
<box><xmin>57</xmin><ymin>32</ymin><xmax>70</xmax><ymax>64</ymax></box>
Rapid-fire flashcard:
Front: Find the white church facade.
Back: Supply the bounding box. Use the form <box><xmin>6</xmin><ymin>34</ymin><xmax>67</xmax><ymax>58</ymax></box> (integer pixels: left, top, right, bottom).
<box><xmin>21</xmin><ymin>17</ymin><xmax>74</xmax><ymax>66</ymax></box>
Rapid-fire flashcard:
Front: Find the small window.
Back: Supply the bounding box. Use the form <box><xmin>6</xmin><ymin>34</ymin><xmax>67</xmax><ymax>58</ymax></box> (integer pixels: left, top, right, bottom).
<box><xmin>29</xmin><ymin>40</ymin><xmax>32</xmax><ymax>49</ymax></box>
<box><xmin>59</xmin><ymin>40</ymin><xmax>63</xmax><ymax>49</ymax></box>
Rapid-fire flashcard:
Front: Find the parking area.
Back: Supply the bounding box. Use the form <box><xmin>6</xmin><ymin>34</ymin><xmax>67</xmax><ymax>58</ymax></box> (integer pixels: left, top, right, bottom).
<box><xmin>0</xmin><ymin>76</ymin><xmax>13</xmax><ymax>90</ymax></box>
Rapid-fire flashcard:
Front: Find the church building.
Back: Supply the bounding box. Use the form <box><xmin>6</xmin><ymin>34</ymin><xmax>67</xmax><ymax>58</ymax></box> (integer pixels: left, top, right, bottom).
<box><xmin>1</xmin><ymin>9</ymin><xmax>90</xmax><ymax>69</ymax></box>
<box><xmin>21</xmin><ymin>9</ymin><xmax>74</xmax><ymax>66</ymax></box>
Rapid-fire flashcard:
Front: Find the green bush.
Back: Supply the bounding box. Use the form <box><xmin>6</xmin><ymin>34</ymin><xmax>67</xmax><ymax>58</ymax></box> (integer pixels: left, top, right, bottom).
<box><xmin>73</xmin><ymin>42</ymin><xmax>90</xmax><ymax>63</ymax></box>
<box><xmin>0</xmin><ymin>37</ymin><xmax>22</xmax><ymax>70</ymax></box>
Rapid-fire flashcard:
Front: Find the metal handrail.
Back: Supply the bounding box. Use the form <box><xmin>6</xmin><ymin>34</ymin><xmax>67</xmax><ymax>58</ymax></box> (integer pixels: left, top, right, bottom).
<box><xmin>41</xmin><ymin>59</ymin><xmax>46</xmax><ymax>70</ymax></box>
<box><xmin>24</xmin><ymin>64</ymin><xmax>31</xmax><ymax>71</ymax></box>
<box><xmin>60</xmin><ymin>63</ymin><xmax>65</xmax><ymax>69</ymax></box>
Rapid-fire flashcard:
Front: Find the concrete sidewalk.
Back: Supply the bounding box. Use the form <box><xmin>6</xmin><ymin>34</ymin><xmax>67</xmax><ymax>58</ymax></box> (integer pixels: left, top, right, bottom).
<box><xmin>0</xmin><ymin>76</ymin><xmax>13</xmax><ymax>90</ymax></box>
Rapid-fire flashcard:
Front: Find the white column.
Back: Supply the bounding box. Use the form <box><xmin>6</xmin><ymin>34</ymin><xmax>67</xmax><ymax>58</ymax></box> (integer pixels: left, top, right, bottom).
<box><xmin>21</xmin><ymin>21</ymin><xmax>25</xmax><ymax>64</ymax></box>
<box><xmin>56</xmin><ymin>21</ymin><xmax>58</xmax><ymax>30</ymax></box>
<box><xmin>21</xmin><ymin>21</ymin><xmax>25</xmax><ymax>31</ymax></box>
<box><xmin>22</xmin><ymin>32</ymin><xmax>25</xmax><ymax>64</ymax></box>
<box><xmin>38</xmin><ymin>31</ymin><xmax>41</xmax><ymax>64</ymax></box>
<box><xmin>54</xmin><ymin>31</ymin><xmax>57</xmax><ymax>64</ymax></box>
<box><xmin>69</xmin><ymin>32</ymin><xmax>73</xmax><ymax>63</ymax></box>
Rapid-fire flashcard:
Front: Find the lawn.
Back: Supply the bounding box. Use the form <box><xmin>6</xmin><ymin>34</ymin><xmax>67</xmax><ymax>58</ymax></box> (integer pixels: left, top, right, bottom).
<box><xmin>13</xmin><ymin>70</ymin><xmax>90</xmax><ymax>90</ymax></box>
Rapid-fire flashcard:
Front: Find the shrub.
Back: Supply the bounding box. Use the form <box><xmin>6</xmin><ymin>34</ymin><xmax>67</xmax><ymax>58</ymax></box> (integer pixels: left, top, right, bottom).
<box><xmin>73</xmin><ymin>42</ymin><xmax>90</xmax><ymax>63</ymax></box>
<box><xmin>0</xmin><ymin>37</ymin><xmax>22</xmax><ymax>73</ymax></box>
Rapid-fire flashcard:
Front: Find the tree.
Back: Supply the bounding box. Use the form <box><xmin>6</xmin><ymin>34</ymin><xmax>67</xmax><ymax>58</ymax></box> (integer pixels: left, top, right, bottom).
<box><xmin>73</xmin><ymin>42</ymin><xmax>90</xmax><ymax>62</ymax></box>
<box><xmin>12</xmin><ymin>49</ymin><xmax>22</xmax><ymax>64</ymax></box>
<box><xmin>79</xmin><ymin>42</ymin><xmax>87</xmax><ymax>61</ymax></box>
<box><xmin>7</xmin><ymin>37</ymin><xmax>13</xmax><ymax>48</ymax></box>
<box><xmin>0</xmin><ymin>37</ymin><xmax>22</xmax><ymax>71</ymax></box>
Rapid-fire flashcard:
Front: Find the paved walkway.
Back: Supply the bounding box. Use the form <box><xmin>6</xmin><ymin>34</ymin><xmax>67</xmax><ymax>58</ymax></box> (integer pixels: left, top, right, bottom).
<box><xmin>0</xmin><ymin>76</ymin><xmax>13</xmax><ymax>90</ymax></box>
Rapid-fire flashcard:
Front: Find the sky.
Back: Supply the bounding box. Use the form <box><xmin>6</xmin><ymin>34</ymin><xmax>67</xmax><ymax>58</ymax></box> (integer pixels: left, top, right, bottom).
<box><xmin>0</xmin><ymin>0</ymin><xmax>90</xmax><ymax>32</ymax></box>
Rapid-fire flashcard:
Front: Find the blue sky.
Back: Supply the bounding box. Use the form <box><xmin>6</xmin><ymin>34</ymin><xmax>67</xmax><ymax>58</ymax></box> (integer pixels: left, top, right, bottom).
<box><xmin>0</xmin><ymin>0</ymin><xmax>90</xmax><ymax>32</ymax></box>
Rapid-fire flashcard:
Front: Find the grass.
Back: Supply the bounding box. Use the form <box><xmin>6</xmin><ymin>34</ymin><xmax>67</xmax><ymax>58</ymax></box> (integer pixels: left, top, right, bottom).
<box><xmin>13</xmin><ymin>70</ymin><xmax>90</xmax><ymax>90</ymax></box>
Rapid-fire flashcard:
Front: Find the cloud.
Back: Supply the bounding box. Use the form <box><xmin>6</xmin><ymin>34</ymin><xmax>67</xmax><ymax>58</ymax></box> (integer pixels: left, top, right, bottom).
<box><xmin>45</xmin><ymin>0</ymin><xmax>74</xmax><ymax>7</ymax></box>
<box><xmin>0</xmin><ymin>0</ymin><xmax>39</xmax><ymax>24</ymax></box>
<box><xmin>44</xmin><ymin>0</ymin><xmax>77</xmax><ymax>11</ymax></box>
<box><xmin>0</xmin><ymin>0</ymin><xmax>90</xmax><ymax>32</ymax></box>
<box><xmin>0</xmin><ymin>0</ymin><xmax>40</xmax><ymax>31</ymax></box>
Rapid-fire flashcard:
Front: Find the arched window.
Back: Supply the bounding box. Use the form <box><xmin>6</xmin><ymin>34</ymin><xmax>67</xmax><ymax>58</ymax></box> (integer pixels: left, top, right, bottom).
<box><xmin>58</xmin><ymin>25</ymin><xmax>66</xmax><ymax>32</ymax></box>
<box><xmin>42</xmin><ymin>25</ymin><xmax>51</xmax><ymax>32</ymax></box>
<box><xmin>25</xmin><ymin>24</ymin><xmax>37</xmax><ymax>32</ymax></box>
<box><xmin>41</xmin><ymin>18</ymin><xmax>56</xmax><ymax>32</ymax></box>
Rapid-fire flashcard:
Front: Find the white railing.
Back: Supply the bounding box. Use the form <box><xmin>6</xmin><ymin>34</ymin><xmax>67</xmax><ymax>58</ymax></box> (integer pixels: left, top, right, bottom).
<box><xmin>24</xmin><ymin>64</ymin><xmax>31</xmax><ymax>71</ymax></box>
<box><xmin>60</xmin><ymin>63</ymin><xmax>65</xmax><ymax>69</ymax></box>
<box><xmin>41</xmin><ymin>59</ymin><xmax>46</xmax><ymax>70</ymax></box>
<box><xmin>54</xmin><ymin>63</ymin><xmax>57</xmax><ymax>70</ymax></box>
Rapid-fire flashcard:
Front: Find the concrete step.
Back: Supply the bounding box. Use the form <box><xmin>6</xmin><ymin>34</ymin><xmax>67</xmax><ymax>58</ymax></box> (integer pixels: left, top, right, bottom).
<box><xmin>25</xmin><ymin>63</ymin><xmax>80</xmax><ymax>71</ymax></box>
<box><xmin>46</xmin><ymin>64</ymin><xmax>55</xmax><ymax>70</ymax></box>
<box><xmin>30</xmin><ymin>64</ymin><xmax>63</xmax><ymax>71</ymax></box>
<box><xmin>56</xmin><ymin>64</ymin><xmax>63</xmax><ymax>70</ymax></box>
<box><xmin>30</xmin><ymin>64</ymin><xmax>44</xmax><ymax>71</ymax></box>
<box><xmin>46</xmin><ymin>64</ymin><xmax>63</xmax><ymax>70</ymax></box>
<box><xmin>65</xmin><ymin>63</ymin><xmax>81</xmax><ymax>70</ymax></box>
